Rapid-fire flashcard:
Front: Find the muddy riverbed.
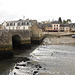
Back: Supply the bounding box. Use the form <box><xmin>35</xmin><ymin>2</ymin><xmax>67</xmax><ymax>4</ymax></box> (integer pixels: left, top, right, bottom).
<box><xmin>0</xmin><ymin>36</ymin><xmax>75</xmax><ymax>75</ymax></box>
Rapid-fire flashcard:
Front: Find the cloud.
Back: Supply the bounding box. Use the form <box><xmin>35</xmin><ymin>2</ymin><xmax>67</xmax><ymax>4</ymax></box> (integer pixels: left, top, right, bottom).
<box><xmin>0</xmin><ymin>0</ymin><xmax>75</xmax><ymax>23</ymax></box>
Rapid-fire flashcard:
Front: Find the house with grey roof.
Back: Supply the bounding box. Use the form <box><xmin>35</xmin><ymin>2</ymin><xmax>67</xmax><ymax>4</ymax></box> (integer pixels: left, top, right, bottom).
<box><xmin>2</xmin><ymin>19</ymin><xmax>33</xmax><ymax>30</ymax></box>
<box><xmin>44</xmin><ymin>24</ymin><xmax>52</xmax><ymax>32</ymax></box>
<box><xmin>70</xmin><ymin>23</ymin><xmax>75</xmax><ymax>32</ymax></box>
<box><xmin>51</xmin><ymin>21</ymin><xmax>60</xmax><ymax>32</ymax></box>
<box><xmin>60</xmin><ymin>24</ymin><xmax>71</xmax><ymax>32</ymax></box>
<box><xmin>60</xmin><ymin>24</ymin><xmax>65</xmax><ymax>32</ymax></box>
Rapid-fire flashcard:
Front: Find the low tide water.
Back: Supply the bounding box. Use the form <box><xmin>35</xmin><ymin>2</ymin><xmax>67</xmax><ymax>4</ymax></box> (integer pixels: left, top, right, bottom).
<box><xmin>30</xmin><ymin>45</ymin><xmax>75</xmax><ymax>75</ymax></box>
<box><xmin>0</xmin><ymin>36</ymin><xmax>75</xmax><ymax>75</ymax></box>
<box><xmin>7</xmin><ymin>44</ymin><xmax>75</xmax><ymax>75</ymax></box>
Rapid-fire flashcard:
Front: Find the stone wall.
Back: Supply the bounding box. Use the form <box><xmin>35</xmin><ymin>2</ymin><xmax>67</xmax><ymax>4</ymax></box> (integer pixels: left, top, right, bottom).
<box><xmin>0</xmin><ymin>30</ymin><xmax>31</xmax><ymax>51</ymax></box>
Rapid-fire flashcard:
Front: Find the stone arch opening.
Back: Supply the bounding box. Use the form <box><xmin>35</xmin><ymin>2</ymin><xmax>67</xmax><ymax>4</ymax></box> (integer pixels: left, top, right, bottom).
<box><xmin>12</xmin><ymin>35</ymin><xmax>21</xmax><ymax>50</ymax></box>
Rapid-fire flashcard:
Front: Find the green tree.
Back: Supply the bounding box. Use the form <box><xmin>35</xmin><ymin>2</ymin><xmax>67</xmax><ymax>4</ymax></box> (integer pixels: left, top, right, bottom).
<box><xmin>58</xmin><ymin>17</ymin><xmax>62</xmax><ymax>23</ymax></box>
<box><xmin>67</xmin><ymin>19</ymin><xmax>71</xmax><ymax>22</ymax></box>
<box><xmin>63</xmin><ymin>20</ymin><xmax>67</xmax><ymax>24</ymax></box>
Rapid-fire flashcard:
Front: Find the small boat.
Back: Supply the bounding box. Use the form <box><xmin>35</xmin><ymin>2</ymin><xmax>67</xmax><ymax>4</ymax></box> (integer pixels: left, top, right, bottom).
<box><xmin>72</xmin><ymin>35</ymin><xmax>75</xmax><ymax>38</ymax></box>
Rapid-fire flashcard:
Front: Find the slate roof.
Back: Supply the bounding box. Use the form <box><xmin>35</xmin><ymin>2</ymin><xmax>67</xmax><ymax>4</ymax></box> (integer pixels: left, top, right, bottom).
<box><xmin>51</xmin><ymin>21</ymin><xmax>60</xmax><ymax>24</ymax></box>
<box><xmin>46</xmin><ymin>24</ymin><xmax>52</xmax><ymax>27</ymax></box>
<box><xmin>6</xmin><ymin>19</ymin><xmax>34</xmax><ymax>26</ymax></box>
<box><xmin>70</xmin><ymin>23</ymin><xmax>75</xmax><ymax>27</ymax></box>
<box><xmin>60</xmin><ymin>24</ymin><xmax>71</xmax><ymax>27</ymax></box>
<box><xmin>37</xmin><ymin>24</ymin><xmax>46</xmax><ymax>29</ymax></box>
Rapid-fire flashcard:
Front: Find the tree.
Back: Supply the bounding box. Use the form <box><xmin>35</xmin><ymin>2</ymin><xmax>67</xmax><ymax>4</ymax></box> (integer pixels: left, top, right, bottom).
<box><xmin>67</xmin><ymin>19</ymin><xmax>71</xmax><ymax>22</ymax></box>
<box><xmin>58</xmin><ymin>17</ymin><xmax>62</xmax><ymax>23</ymax></box>
<box><xmin>63</xmin><ymin>20</ymin><xmax>67</xmax><ymax>24</ymax></box>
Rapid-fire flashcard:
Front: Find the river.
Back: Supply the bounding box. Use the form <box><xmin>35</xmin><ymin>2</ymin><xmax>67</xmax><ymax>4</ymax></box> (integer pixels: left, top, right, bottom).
<box><xmin>0</xmin><ymin>36</ymin><xmax>75</xmax><ymax>75</ymax></box>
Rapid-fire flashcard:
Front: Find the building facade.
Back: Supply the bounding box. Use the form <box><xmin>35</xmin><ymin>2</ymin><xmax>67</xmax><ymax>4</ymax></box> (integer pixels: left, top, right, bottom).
<box><xmin>2</xmin><ymin>19</ymin><xmax>33</xmax><ymax>30</ymax></box>
<box><xmin>51</xmin><ymin>21</ymin><xmax>60</xmax><ymax>32</ymax></box>
<box><xmin>70</xmin><ymin>23</ymin><xmax>75</xmax><ymax>32</ymax></box>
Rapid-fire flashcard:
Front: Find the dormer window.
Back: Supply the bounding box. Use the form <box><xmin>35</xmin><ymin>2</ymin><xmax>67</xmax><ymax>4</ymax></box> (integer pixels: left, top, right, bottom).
<box><xmin>22</xmin><ymin>22</ymin><xmax>23</xmax><ymax>25</ymax></box>
<box><xmin>7</xmin><ymin>23</ymin><xmax>9</xmax><ymax>26</ymax></box>
<box><xmin>10</xmin><ymin>23</ymin><xmax>12</xmax><ymax>26</ymax></box>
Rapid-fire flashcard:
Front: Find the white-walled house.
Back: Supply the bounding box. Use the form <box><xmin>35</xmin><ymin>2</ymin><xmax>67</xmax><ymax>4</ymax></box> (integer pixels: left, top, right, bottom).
<box><xmin>2</xmin><ymin>19</ymin><xmax>33</xmax><ymax>30</ymax></box>
<box><xmin>51</xmin><ymin>21</ymin><xmax>60</xmax><ymax>32</ymax></box>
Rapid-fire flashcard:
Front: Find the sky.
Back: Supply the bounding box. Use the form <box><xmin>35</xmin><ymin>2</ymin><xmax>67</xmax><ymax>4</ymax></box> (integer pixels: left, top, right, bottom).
<box><xmin>0</xmin><ymin>0</ymin><xmax>75</xmax><ymax>23</ymax></box>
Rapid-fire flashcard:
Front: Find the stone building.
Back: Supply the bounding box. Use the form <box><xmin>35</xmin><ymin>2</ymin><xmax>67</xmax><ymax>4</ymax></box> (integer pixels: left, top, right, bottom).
<box><xmin>31</xmin><ymin>20</ymin><xmax>43</xmax><ymax>37</ymax></box>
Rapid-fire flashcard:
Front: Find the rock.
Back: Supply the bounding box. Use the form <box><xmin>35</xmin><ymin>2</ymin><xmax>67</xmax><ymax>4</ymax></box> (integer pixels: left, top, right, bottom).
<box><xmin>15</xmin><ymin>67</ymin><xmax>19</xmax><ymax>69</ymax></box>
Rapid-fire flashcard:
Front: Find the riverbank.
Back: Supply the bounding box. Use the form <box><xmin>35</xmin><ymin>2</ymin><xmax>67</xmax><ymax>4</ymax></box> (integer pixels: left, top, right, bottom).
<box><xmin>0</xmin><ymin>45</ymin><xmax>39</xmax><ymax>75</ymax></box>
<box><xmin>8</xmin><ymin>44</ymin><xmax>75</xmax><ymax>75</ymax></box>
<box><xmin>29</xmin><ymin>44</ymin><xmax>75</xmax><ymax>75</ymax></box>
<box><xmin>1</xmin><ymin>35</ymin><xmax>75</xmax><ymax>75</ymax></box>
<box><xmin>42</xmin><ymin>35</ymin><xmax>75</xmax><ymax>45</ymax></box>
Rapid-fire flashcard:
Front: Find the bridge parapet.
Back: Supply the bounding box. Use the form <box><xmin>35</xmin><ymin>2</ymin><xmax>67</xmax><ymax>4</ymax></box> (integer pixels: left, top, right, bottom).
<box><xmin>0</xmin><ymin>30</ymin><xmax>31</xmax><ymax>51</ymax></box>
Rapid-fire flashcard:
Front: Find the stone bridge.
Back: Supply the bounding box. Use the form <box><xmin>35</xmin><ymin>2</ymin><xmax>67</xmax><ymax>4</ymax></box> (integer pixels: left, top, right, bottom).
<box><xmin>0</xmin><ymin>30</ymin><xmax>31</xmax><ymax>51</ymax></box>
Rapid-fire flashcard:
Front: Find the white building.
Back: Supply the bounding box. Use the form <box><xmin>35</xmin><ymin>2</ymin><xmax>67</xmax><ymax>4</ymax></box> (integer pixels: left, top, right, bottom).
<box><xmin>51</xmin><ymin>21</ymin><xmax>60</xmax><ymax>32</ymax></box>
<box><xmin>2</xmin><ymin>19</ymin><xmax>33</xmax><ymax>30</ymax></box>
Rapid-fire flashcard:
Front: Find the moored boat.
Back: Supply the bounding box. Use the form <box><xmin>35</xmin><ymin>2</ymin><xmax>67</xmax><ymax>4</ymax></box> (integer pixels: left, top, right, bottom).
<box><xmin>72</xmin><ymin>35</ymin><xmax>75</xmax><ymax>38</ymax></box>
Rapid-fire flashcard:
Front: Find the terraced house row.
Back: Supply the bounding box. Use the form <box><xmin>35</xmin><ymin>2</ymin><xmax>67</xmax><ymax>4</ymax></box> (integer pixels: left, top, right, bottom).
<box><xmin>0</xmin><ymin>19</ymin><xmax>75</xmax><ymax>32</ymax></box>
<box><xmin>39</xmin><ymin>21</ymin><xmax>75</xmax><ymax>32</ymax></box>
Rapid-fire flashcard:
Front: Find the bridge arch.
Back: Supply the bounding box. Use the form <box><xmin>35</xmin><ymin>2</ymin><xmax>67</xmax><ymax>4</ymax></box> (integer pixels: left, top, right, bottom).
<box><xmin>12</xmin><ymin>34</ymin><xmax>21</xmax><ymax>50</ymax></box>
<box><xmin>0</xmin><ymin>30</ymin><xmax>31</xmax><ymax>51</ymax></box>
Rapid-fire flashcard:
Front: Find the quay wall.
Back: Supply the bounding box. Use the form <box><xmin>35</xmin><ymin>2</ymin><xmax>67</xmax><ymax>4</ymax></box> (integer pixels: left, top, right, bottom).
<box><xmin>31</xmin><ymin>35</ymin><xmax>46</xmax><ymax>44</ymax></box>
<box><xmin>0</xmin><ymin>30</ymin><xmax>31</xmax><ymax>60</ymax></box>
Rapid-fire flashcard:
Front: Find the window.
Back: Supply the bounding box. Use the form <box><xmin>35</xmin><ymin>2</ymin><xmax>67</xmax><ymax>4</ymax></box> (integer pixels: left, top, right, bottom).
<box><xmin>27</xmin><ymin>22</ymin><xmax>29</xmax><ymax>25</ymax></box>
<box><xmin>23</xmin><ymin>27</ymin><xmax>25</xmax><ymax>29</ymax></box>
<box><xmin>25</xmin><ymin>22</ymin><xmax>27</xmax><ymax>25</ymax></box>
<box><xmin>66</xmin><ymin>28</ymin><xmax>67</xmax><ymax>29</ymax></box>
<box><xmin>29</xmin><ymin>23</ymin><xmax>31</xmax><ymax>25</ymax></box>
<box><xmin>16</xmin><ymin>27</ymin><xmax>18</xmax><ymax>30</ymax></box>
<box><xmin>10</xmin><ymin>23</ymin><xmax>12</xmax><ymax>26</ymax></box>
<box><xmin>73</xmin><ymin>25</ymin><xmax>75</xmax><ymax>27</ymax></box>
<box><xmin>13</xmin><ymin>27</ymin><xmax>14</xmax><ymax>30</ymax></box>
<box><xmin>9</xmin><ymin>27</ymin><xmax>10</xmax><ymax>29</ymax></box>
<box><xmin>22</xmin><ymin>22</ymin><xmax>23</xmax><ymax>25</ymax></box>
<box><xmin>14</xmin><ymin>23</ymin><xmax>15</xmax><ymax>26</ymax></box>
<box><xmin>18</xmin><ymin>23</ymin><xmax>20</xmax><ymax>25</ymax></box>
<box><xmin>7</xmin><ymin>23</ymin><xmax>9</xmax><ymax>26</ymax></box>
<box><xmin>56</xmin><ymin>28</ymin><xmax>58</xmax><ymax>29</ymax></box>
